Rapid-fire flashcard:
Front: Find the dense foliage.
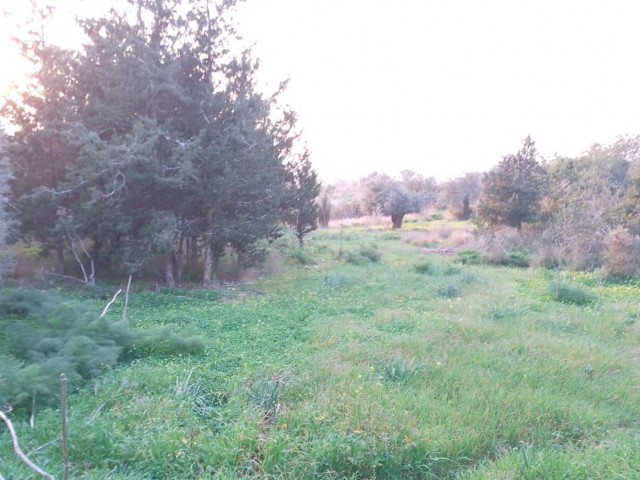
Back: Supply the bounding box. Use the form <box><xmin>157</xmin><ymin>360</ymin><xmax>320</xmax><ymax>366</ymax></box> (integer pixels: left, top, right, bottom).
<box><xmin>0</xmin><ymin>0</ymin><xmax>319</xmax><ymax>285</ymax></box>
<box><xmin>478</xmin><ymin>136</ymin><xmax>547</xmax><ymax>230</ymax></box>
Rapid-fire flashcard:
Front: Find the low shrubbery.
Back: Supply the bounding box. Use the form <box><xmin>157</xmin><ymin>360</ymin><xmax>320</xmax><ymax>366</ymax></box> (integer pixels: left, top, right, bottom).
<box><xmin>343</xmin><ymin>244</ymin><xmax>381</xmax><ymax>264</ymax></box>
<box><xmin>493</xmin><ymin>250</ymin><xmax>530</xmax><ymax>268</ymax></box>
<box><xmin>548</xmin><ymin>280</ymin><xmax>598</xmax><ymax>305</ymax></box>
<box><xmin>435</xmin><ymin>283</ymin><xmax>461</xmax><ymax>299</ymax></box>
<box><xmin>414</xmin><ymin>260</ymin><xmax>461</xmax><ymax>275</ymax></box>
<box><xmin>456</xmin><ymin>249</ymin><xmax>485</xmax><ymax>265</ymax></box>
<box><xmin>0</xmin><ymin>289</ymin><xmax>205</xmax><ymax>412</ymax></box>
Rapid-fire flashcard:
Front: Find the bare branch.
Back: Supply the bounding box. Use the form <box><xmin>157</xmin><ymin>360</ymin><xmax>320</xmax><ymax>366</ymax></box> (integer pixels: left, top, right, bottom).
<box><xmin>0</xmin><ymin>410</ymin><xmax>55</xmax><ymax>480</ymax></box>
<box><xmin>122</xmin><ymin>275</ymin><xmax>132</xmax><ymax>323</ymax></box>
<box><xmin>99</xmin><ymin>289</ymin><xmax>122</xmax><ymax>318</ymax></box>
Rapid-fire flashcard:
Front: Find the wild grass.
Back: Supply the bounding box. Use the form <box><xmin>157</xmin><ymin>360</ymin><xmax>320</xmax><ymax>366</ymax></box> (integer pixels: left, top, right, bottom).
<box><xmin>1</xmin><ymin>223</ymin><xmax>640</xmax><ymax>478</ymax></box>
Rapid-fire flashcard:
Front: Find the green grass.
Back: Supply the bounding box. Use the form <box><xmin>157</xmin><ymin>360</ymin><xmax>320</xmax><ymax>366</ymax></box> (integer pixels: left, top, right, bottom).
<box><xmin>1</xmin><ymin>226</ymin><xmax>640</xmax><ymax>478</ymax></box>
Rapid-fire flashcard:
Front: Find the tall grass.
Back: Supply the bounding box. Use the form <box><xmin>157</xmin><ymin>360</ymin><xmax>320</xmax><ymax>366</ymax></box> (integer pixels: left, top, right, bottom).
<box><xmin>1</xmin><ymin>225</ymin><xmax>639</xmax><ymax>478</ymax></box>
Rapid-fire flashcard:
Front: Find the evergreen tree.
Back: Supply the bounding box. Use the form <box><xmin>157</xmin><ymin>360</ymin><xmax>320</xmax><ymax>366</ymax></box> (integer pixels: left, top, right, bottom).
<box><xmin>478</xmin><ymin>136</ymin><xmax>547</xmax><ymax>230</ymax></box>
<box><xmin>318</xmin><ymin>190</ymin><xmax>332</xmax><ymax>228</ymax></box>
<box><xmin>2</xmin><ymin>0</ymin><xmax>311</xmax><ymax>285</ymax></box>
<box><xmin>283</xmin><ymin>150</ymin><xmax>321</xmax><ymax>246</ymax></box>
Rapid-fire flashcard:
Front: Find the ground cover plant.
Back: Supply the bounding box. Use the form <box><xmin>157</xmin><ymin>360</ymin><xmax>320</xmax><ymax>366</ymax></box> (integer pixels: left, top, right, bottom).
<box><xmin>1</xmin><ymin>225</ymin><xmax>639</xmax><ymax>478</ymax></box>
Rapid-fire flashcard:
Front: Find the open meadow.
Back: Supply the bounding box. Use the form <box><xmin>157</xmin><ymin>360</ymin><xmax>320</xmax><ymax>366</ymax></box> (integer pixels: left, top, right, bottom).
<box><xmin>2</xmin><ymin>223</ymin><xmax>640</xmax><ymax>479</ymax></box>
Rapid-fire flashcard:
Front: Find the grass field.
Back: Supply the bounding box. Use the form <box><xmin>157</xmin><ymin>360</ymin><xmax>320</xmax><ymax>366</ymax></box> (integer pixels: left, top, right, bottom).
<box><xmin>2</xmin><ymin>225</ymin><xmax>640</xmax><ymax>478</ymax></box>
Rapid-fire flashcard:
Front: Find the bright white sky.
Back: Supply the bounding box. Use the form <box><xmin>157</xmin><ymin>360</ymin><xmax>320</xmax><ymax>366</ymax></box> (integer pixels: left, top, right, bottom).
<box><xmin>2</xmin><ymin>1</ymin><xmax>640</xmax><ymax>183</ymax></box>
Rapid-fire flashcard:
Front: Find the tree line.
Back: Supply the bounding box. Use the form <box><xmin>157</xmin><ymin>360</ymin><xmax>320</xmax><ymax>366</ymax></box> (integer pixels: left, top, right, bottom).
<box><xmin>325</xmin><ymin>134</ymin><xmax>640</xmax><ymax>276</ymax></box>
<box><xmin>0</xmin><ymin>0</ymin><xmax>320</xmax><ymax>286</ymax></box>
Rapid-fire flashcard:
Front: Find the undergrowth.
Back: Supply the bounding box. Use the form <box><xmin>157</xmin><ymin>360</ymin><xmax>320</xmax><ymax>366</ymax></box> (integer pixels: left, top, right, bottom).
<box><xmin>1</xmin><ymin>227</ymin><xmax>639</xmax><ymax>479</ymax></box>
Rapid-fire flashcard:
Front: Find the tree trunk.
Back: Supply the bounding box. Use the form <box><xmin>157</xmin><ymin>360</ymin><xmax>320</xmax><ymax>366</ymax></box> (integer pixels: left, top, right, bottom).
<box><xmin>202</xmin><ymin>240</ymin><xmax>214</xmax><ymax>286</ymax></box>
<box><xmin>462</xmin><ymin>196</ymin><xmax>472</xmax><ymax>220</ymax></box>
<box><xmin>164</xmin><ymin>252</ymin><xmax>175</xmax><ymax>287</ymax></box>
<box><xmin>391</xmin><ymin>214</ymin><xmax>404</xmax><ymax>229</ymax></box>
<box><xmin>56</xmin><ymin>247</ymin><xmax>66</xmax><ymax>276</ymax></box>
<box><xmin>175</xmin><ymin>235</ymin><xmax>185</xmax><ymax>282</ymax></box>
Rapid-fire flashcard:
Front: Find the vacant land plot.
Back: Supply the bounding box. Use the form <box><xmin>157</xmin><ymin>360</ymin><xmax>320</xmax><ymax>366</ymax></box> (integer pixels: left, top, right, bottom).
<box><xmin>2</xmin><ymin>228</ymin><xmax>640</xmax><ymax>478</ymax></box>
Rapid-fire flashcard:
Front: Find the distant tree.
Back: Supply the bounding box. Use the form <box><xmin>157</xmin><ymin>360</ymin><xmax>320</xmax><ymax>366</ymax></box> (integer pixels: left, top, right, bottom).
<box><xmin>283</xmin><ymin>150</ymin><xmax>321</xmax><ymax>246</ymax></box>
<box><xmin>538</xmin><ymin>140</ymin><xmax>632</xmax><ymax>270</ymax></box>
<box><xmin>0</xmin><ymin>132</ymin><xmax>11</xmax><ymax>242</ymax></box>
<box><xmin>361</xmin><ymin>172</ymin><xmax>422</xmax><ymax>229</ymax></box>
<box><xmin>478</xmin><ymin>136</ymin><xmax>547</xmax><ymax>230</ymax></box>
<box><xmin>318</xmin><ymin>190</ymin><xmax>332</xmax><ymax>228</ymax></box>
<box><xmin>399</xmin><ymin>170</ymin><xmax>437</xmax><ymax>208</ymax></box>
<box><xmin>621</xmin><ymin>135</ymin><xmax>640</xmax><ymax>234</ymax></box>
<box><xmin>0</xmin><ymin>134</ymin><xmax>16</xmax><ymax>279</ymax></box>
<box><xmin>438</xmin><ymin>172</ymin><xmax>482</xmax><ymax>219</ymax></box>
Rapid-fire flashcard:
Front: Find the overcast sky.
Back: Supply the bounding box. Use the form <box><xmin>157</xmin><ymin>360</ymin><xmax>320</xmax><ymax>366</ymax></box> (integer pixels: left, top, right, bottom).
<box><xmin>2</xmin><ymin>1</ymin><xmax>640</xmax><ymax>183</ymax></box>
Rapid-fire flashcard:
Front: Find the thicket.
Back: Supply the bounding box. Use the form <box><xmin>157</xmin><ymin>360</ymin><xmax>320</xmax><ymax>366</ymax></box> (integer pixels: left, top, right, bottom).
<box><xmin>472</xmin><ymin>135</ymin><xmax>640</xmax><ymax>276</ymax></box>
<box><xmin>316</xmin><ymin>134</ymin><xmax>640</xmax><ymax>278</ymax></box>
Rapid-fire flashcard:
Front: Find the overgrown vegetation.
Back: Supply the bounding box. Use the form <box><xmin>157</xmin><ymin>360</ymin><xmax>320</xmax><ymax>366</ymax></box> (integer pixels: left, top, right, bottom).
<box><xmin>2</xmin><ymin>227</ymin><xmax>639</xmax><ymax>478</ymax></box>
<box><xmin>0</xmin><ymin>289</ymin><xmax>205</xmax><ymax>412</ymax></box>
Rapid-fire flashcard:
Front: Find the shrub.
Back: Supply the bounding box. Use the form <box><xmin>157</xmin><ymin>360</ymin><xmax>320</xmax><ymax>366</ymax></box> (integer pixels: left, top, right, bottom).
<box><xmin>435</xmin><ymin>283</ymin><xmax>461</xmax><ymax>299</ymax></box>
<box><xmin>414</xmin><ymin>260</ymin><xmax>438</xmax><ymax>275</ymax></box>
<box><xmin>0</xmin><ymin>289</ymin><xmax>133</xmax><ymax>409</ymax></box>
<box><xmin>343</xmin><ymin>244</ymin><xmax>381</xmax><ymax>265</ymax></box>
<box><xmin>549</xmin><ymin>281</ymin><xmax>597</xmax><ymax>305</ymax></box>
<box><xmin>288</xmin><ymin>247</ymin><xmax>317</xmax><ymax>265</ymax></box>
<box><xmin>496</xmin><ymin>250</ymin><xmax>530</xmax><ymax>268</ymax></box>
<box><xmin>344</xmin><ymin>251</ymin><xmax>369</xmax><ymax>265</ymax></box>
<box><xmin>440</xmin><ymin>262</ymin><xmax>461</xmax><ymax>275</ymax></box>
<box><xmin>0</xmin><ymin>289</ymin><xmax>205</xmax><ymax>411</ymax></box>
<box><xmin>603</xmin><ymin>226</ymin><xmax>640</xmax><ymax>278</ymax></box>
<box><xmin>529</xmin><ymin>243</ymin><xmax>562</xmax><ymax>269</ymax></box>
<box><xmin>456</xmin><ymin>250</ymin><xmax>484</xmax><ymax>265</ymax></box>
<box><xmin>358</xmin><ymin>244</ymin><xmax>381</xmax><ymax>262</ymax></box>
<box><xmin>414</xmin><ymin>260</ymin><xmax>460</xmax><ymax>276</ymax></box>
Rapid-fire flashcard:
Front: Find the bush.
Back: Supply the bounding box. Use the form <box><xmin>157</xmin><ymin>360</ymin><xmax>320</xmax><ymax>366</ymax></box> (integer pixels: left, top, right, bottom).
<box><xmin>456</xmin><ymin>250</ymin><xmax>484</xmax><ymax>265</ymax></box>
<box><xmin>414</xmin><ymin>260</ymin><xmax>438</xmax><ymax>275</ymax></box>
<box><xmin>549</xmin><ymin>281</ymin><xmax>597</xmax><ymax>305</ymax></box>
<box><xmin>358</xmin><ymin>244</ymin><xmax>381</xmax><ymax>262</ymax></box>
<box><xmin>603</xmin><ymin>226</ymin><xmax>640</xmax><ymax>278</ymax></box>
<box><xmin>414</xmin><ymin>260</ymin><xmax>460</xmax><ymax>276</ymax></box>
<box><xmin>288</xmin><ymin>247</ymin><xmax>317</xmax><ymax>265</ymax></box>
<box><xmin>0</xmin><ymin>289</ymin><xmax>205</xmax><ymax>411</ymax></box>
<box><xmin>500</xmin><ymin>250</ymin><xmax>530</xmax><ymax>268</ymax></box>
<box><xmin>343</xmin><ymin>244</ymin><xmax>381</xmax><ymax>265</ymax></box>
<box><xmin>0</xmin><ymin>289</ymin><xmax>133</xmax><ymax>409</ymax></box>
<box><xmin>435</xmin><ymin>284</ymin><xmax>461</xmax><ymax>299</ymax></box>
